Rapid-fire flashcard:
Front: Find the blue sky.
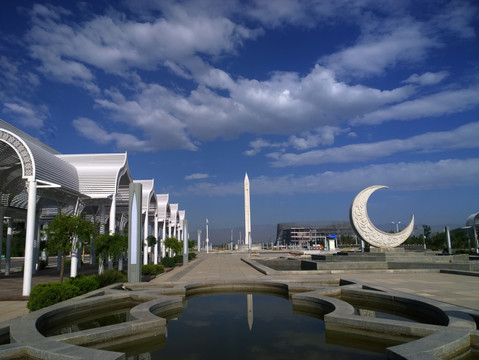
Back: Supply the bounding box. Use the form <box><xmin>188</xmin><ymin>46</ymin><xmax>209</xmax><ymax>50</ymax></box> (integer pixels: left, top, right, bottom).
<box><xmin>1</xmin><ymin>0</ymin><xmax>478</xmax><ymax>240</ymax></box>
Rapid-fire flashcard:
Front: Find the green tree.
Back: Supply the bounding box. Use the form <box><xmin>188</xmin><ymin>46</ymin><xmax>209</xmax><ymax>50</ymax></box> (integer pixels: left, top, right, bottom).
<box><xmin>147</xmin><ymin>235</ymin><xmax>157</xmax><ymax>247</ymax></box>
<box><xmin>45</xmin><ymin>214</ymin><xmax>96</xmax><ymax>282</ymax></box>
<box><xmin>110</xmin><ymin>233</ymin><xmax>128</xmax><ymax>259</ymax></box>
<box><xmin>94</xmin><ymin>233</ymin><xmax>128</xmax><ymax>272</ymax></box>
<box><xmin>94</xmin><ymin>233</ymin><xmax>109</xmax><ymax>267</ymax></box>
<box><xmin>423</xmin><ymin>225</ymin><xmax>431</xmax><ymax>240</ymax></box>
<box><xmin>164</xmin><ymin>237</ymin><xmax>182</xmax><ymax>255</ymax></box>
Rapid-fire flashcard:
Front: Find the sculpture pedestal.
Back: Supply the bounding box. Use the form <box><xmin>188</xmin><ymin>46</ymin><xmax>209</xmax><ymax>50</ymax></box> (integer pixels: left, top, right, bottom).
<box><xmin>366</xmin><ymin>247</ymin><xmax>405</xmax><ymax>253</ymax></box>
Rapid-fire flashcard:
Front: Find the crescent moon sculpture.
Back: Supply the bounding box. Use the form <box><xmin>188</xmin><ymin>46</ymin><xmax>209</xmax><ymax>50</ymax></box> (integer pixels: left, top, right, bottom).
<box><xmin>349</xmin><ymin>185</ymin><xmax>414</xmax><ymax>248</ymax></box>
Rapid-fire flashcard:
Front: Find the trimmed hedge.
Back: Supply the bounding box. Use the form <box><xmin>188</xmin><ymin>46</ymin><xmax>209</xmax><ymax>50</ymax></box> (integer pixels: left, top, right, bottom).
<box><xmin>27</xmin><ymin>269</ymin><xmax>127</xmax><ymax>312</ymax></box>
<box><xmin>27</xmin><ymin>283</ymin><xmax>81</xmax><ymax>312</ymax></box>
<box><xmin>97</xmin><ymin>269</ymin><xmax>128</xmax><ymax>288</ymax></box>
<box><xmin>142</xmin><ymin>264</ymin><xmax>165</xmax><ymax>276</ymax></box>
<box><xmin>161</xmin><ymin>256</ymin><xmax>176</xmax><ymax>268</ymax></box>
<box><xmin>65</xmin><ymin>275</ymin><xmax>99</xmax><ymax>293</ymax></box>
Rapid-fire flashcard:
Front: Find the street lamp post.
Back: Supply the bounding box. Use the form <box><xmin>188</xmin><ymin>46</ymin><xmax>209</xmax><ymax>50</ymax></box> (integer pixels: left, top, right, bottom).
<box><xmin>205</xmin><ymin>218</ymin><xmax>209</xmax><ymax>254</ymax></box>
<box><xmin>392</xmin><ymin>221</ymin><xmax>401</xmax><ymax>233</ymax></box>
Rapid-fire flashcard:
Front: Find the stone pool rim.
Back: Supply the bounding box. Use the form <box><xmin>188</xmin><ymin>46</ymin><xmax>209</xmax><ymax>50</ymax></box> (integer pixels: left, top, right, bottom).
<box><xmin>1</xmin><ymin>274</ymin><xmax>478</xmax><ymax>360</ymax></box>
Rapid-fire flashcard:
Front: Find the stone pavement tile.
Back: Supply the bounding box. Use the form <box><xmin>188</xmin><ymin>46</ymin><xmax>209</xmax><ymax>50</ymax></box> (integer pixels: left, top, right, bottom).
<box><xmin>0</xmin><ymin>301</ymin><xmax>29</xmax><ymax>322</ymax></box>
<box><xmin>342</xmin><ymin>272</ymin><xmax>479</xmax><ymax>311</ymax></box>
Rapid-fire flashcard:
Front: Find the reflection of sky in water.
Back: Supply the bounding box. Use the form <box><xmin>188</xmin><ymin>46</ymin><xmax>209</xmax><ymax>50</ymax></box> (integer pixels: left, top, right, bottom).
<box><xmin>152</xmin><ymin>294</ymin><xmax>386</xmax><ymax>360</ymax></box>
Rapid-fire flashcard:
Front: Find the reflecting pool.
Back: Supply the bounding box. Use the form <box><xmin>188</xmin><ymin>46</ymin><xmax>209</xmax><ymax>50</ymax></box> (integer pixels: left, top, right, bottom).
<box><xmin>150</xmin><ymin>294</ymin><xmax>387</xmax><ymax>360</ymax></box>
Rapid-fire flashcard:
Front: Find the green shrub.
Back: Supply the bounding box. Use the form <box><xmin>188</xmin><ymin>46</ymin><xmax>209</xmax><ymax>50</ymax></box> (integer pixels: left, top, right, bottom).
<box><xmin>97</xmin><ymin>269</ymin><xmax>128</xmax><ymax>288</ymax></box>
<box><xmin>27</xmin><ymin>283</ymin><xmax>81</xmax><ymax>312</ymax></box>
<box><xmin>161</xmin><ymin>256</ymin><xmax>176</xmax><ymax>268</ymax></box>
<box><xmin>65</xmin><ymin>275</ymin><xmax>99</xmax><ymax>294</ymax></box>
<box><xmin>188</xmin><ymin>252</ymin><xmax>196</xmax><ymax>261</ymax></box>
<box><xmin>142</xmin><ymin>264</ymin><xmax>165</xmax><ymax>276</ymax></box>
<box><xmin>174</xmin><ymin>254</ymin><xmax>183</xmax><ymax>264</ymax></box>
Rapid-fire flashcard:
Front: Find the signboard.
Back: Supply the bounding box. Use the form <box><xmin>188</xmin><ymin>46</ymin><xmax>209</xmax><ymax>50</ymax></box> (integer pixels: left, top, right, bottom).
<box><xmin>329</xmin><ymin>234</ymin><xmax>337</xmax><ymax>239</ymax></box>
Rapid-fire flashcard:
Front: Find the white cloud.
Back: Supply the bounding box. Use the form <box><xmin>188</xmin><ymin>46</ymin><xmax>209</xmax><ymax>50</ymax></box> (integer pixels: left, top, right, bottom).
<box><xmin>354</xmin><ymin>87</ymin><xmax>479</xmax><ymax>125</ymax></box>
<box><xmin>244</xmin><ymin>138</ymin><xmax>274</xmax><ymax>156</ymax></box>
<box><xmin>403</xmin><ymin>71</ymin><xmax>449</xmax><ymax>86</ymax></box>
<box><xmin>431</xmin><ymin>0</ymin><xmax>477</xmax><ymax>39</ymax></box>
<box><xmin>18</xmin><ymin>0</ymin><xmax>479</xmax><ymax>153</ymax></box>
<box><xmin>181</xmin><ymin>65</ymin><xmax>414</xmax><ymax>140</ymax></box>
<box><xmin>2</xmin><ymin>101</ymin><xmax>49</xmax><ymax>129</ymax></box>
<box><xmin>87</xmin><ymin>64</ymin><xmax>414</xmax><ymax>150</ymax></box>
<box><xmin>269</xmin><ymin>121</ymin><xmax>479</xmax><ymax>167</ymax></box>
<box><xmin>0</xmin><ymin>56</ymin><xmax>40</xmax><ymax>93</ymax></box>
<box><xmin>72</xmin><ymin>117</ymin><xmax>152</xmax><ymax>152</ymax></box>
<box><xmin>287</xmin><ymin>126</ymin><xmax>345</xmax><ymax>150</ymax></box>
<box><xmin>26</xmin><ymin>2</ymin><xmax>262</xmax><ymax>85</ymax></box>
<box><xmin>182</xmin><ymin>158</ymin><xmax>479</xmax><ymax>195</ymax></box>
<box><xmin>321</xmin><ymin>22</ymin><xmax>438</xmax><ymax>78</ymax></box>
<box><xmin>185</xmin><ymin>173</ymin><xmax>210</xmax><ymax>180</ymax></box>
<box><xmin>93</xmin><ymin>84</ymin><xmax>198</xmax><ymax>151</ymax></box>
<box><xmin>244</xmin><ymin>126</ymin><xmax>348</xmax><ymax>156</ymax></box>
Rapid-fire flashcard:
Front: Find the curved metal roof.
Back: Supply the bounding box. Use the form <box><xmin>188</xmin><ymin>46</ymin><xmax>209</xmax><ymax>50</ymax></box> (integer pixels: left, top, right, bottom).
<box><xmin>169</xmin><ymin>203</ymin><xmax>178</xmax><ymax>225</ymax></box>
<box><xmin>466</xmin><ymin>212</ymin><xmax>479</xmax><ymax>227</ymax></box>
<box><xmin>58</xmin><ymin>153</ymin><xmax>131</xmax><ymax>198</ymax></box>
<box><xmin>178</xmin><ymin>210</ymin><xmax>186</xmax><ymax>228</ymax></box>
<box><xmin>135</xmin><ymin>179</ymin><xmax>157</xmax><ymax>215</ymax></box>
<box><xmin>1</xmin><ymin>119</ymin><xmax>79</xmax><ymax>193</ymax></box>
<box><xmin>157</xmin><ymin>194</ymin><xmax>170</xmax><ymax>220</ymax></box>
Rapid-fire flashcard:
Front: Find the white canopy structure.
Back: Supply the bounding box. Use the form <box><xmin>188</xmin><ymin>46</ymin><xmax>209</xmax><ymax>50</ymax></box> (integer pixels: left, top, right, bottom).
<box><xmin>0</xmin><ymin>119</ymin><xmax>187</xmax><ymax>295</ymax></box>
<box><xmin>169</xmin><ymin>203</ymin><xmax>179</xmax><ymax>239</ymax></box>
<box><xmin>135</xmin><ymin>180</ymin><xmax>157</xmax><ymax>264</ymax></box>
<box><xmin>465</xmin><ymin>212</ymin><xmax>479</xmax><ymax>253</ymax></box>
<box><xmin>59</xmin><ymin>153</ymin><xmax>132</xmax><ymax>234</ymax></box>
<box><xmin>156</xmin><ymin>194</ymin><xmax>170</xmax><ymax>258</ymax></box>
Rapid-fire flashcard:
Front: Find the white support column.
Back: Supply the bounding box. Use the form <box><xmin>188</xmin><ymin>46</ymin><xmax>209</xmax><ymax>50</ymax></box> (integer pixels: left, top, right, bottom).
<box><xmin>98</xmin><ymin>205</ymin><xmax>106</xmax><ymax>274</ymax></box>
<box><xmin>162</xmin><ymin>221</ymin><xmax>166</xmax><ymax>258</ymax></box>
<box><xmin>33</xmin><ymin>213</ymin><xmax>41</xmax><ymax>273</ymax></box>
<box><xmin>197</xmin><ymin>230</ymin><xmax>201</xmax><ymax>252</ymax></box>
<box><xmin>5</xmin><ymin>217</ymin><xmax>13</xmax><ymax>275</ymax></box>
<box><xmin>23</xmin><ymin>180</ymin><xmax>37</xmax><ymax>296</ymax></box>
<box><xmin>154</xmin><ymin>215</ymin><xmax>159</xmax><ymax>264</ymax></box>
<box><xmin>109</xmin><ymin>194</ymin><xmax>116</xmax><ymax>234</ymax></box>
<box><xmin>143</xmin><ymin>212</ymin><xmax>149</xmax><ymax>265</ymax></box>
<box><xmin>71</xmin><ymin>199</ymin><xmax>81</xmax><ymax>277</ymax></box>
<box><xmin>107</xmin><ymin>194</ymin><xmax>116</xmax><ymax>270</ymax></box>
<box><xmin>0</xmin><ymin>207</ymin><xmax>4</xmax><ymax>272</ymax></box>
<box><xmin>183</xmin><ymin>219</ymin><xmax>188</xmax><ymax>265</ymax></box>
<box><xmin>100</xmin><ymin>205</ymin><xmax>106</xmax><ymax>235</ymax></box>
<box><xmin>70</xmin><ymin>236</ymin><xmax>78</xmax><ymax>278</ymax></box>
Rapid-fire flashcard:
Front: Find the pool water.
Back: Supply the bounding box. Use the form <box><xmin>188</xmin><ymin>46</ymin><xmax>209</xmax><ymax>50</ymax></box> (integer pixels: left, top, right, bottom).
<box><xmin>150</xmin><ymin>294</ymin><xmax>387</xmax><ymax>360</ymax></box>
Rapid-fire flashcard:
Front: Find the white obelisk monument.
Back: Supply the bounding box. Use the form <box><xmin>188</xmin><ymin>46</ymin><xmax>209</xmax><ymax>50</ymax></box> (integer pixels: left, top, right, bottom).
<box><xmin>244</xmin><ymin>173</ymin><xmax>251</xmax><ymax>246</ymax></box>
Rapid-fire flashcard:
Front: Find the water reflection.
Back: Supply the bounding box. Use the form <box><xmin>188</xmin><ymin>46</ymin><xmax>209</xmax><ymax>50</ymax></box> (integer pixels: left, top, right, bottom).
<box><xmin>247</xmin><ymin>293</ymin><xmax>253</xmax><ymax>330</ymax></box>
<box><xmin>146</xmin><ymin>294</ymin><xmax>386</xmax><ymax>360</ymax></box>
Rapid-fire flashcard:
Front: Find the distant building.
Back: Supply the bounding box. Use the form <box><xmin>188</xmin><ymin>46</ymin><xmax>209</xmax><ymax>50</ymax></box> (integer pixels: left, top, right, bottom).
<box><xmin>276</xmin><ymin>222</ymin><xmax>356</xmax><ymax>248</ymax></box>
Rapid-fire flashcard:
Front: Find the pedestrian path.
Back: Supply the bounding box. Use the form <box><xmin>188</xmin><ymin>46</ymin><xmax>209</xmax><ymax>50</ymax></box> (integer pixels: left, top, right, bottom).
<box><xmin>153</xmin><ymin>252</ymin><xmax>265</xmax><ymax>282</ymax></box>
<box><xmin>2</xmin><ymin>252</ymin><xmax>479</xmax><ymax>324</ymax></box>
<box><xmin>0</xmin><ymin>263</ymin><xmax>98</xmax><ymax>322</ymax></box>
<box><xmin>154</xmin><ymin>252</ymin><xmax>479</xmax><ymax>311</ymax></box>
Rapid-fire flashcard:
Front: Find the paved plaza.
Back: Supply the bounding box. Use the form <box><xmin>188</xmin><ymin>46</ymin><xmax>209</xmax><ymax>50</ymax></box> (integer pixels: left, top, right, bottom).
<box><xmin>1</xmin><ymin>251</ymin><xmax>478</xmax><ymax>324</ymax></box>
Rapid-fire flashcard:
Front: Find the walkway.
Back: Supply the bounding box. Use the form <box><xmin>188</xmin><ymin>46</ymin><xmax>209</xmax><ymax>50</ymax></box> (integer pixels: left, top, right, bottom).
<box><xmin>1</xmin><ymin>252</ymin><xmax>479</xmax><ymax>324</ymax></box>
